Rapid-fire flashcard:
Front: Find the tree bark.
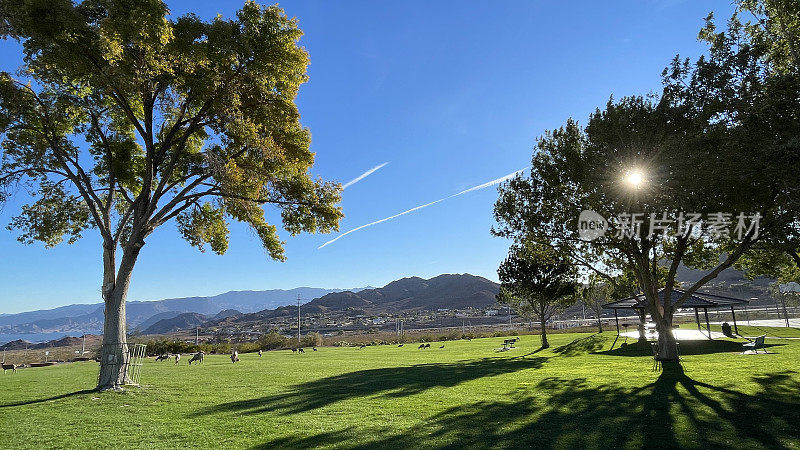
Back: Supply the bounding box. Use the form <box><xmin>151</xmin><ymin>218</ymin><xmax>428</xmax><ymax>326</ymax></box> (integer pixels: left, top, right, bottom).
<box><xmin>97</xmin><ymin>243</ymin><xmax>142</xmax><ymax>390</ymax></box>
<box><xmin>637</xmin><ymin>310</ymin><xmax>647</xmax><ymax>342</ymax></box>
<box><xmin>655</xmin><ymin>317</ymin><xmax>679</xmax><ymax>361</ymax></box>
<box><xmin>597</xmin><ymin>317</ymin><xmax>603</xmax><ymax>333</ymax></box>
<box><xmin>540</xmin><ymin>318</ymin><xmax>549</xmax><ymax>349</ymax></box>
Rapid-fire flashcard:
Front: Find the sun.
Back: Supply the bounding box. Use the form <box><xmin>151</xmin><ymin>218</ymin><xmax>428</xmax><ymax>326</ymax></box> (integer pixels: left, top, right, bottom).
<box><xmin>624</xmin><ymin>170</ymin><xmax>645</xmax><ymax>189</ymax></box>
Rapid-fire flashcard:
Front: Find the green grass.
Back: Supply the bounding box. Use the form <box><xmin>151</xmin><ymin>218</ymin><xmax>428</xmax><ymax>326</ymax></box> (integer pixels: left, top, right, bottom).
<box><xmin>1</xmin><ymin>330</ymin><xmax>799</xmax><ymax>449</ymax></box>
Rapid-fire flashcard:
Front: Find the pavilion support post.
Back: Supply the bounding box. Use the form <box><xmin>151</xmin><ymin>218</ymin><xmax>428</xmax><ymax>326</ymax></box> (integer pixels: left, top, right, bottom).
<box><xmin>730</xmin><ymin>306</ymin><xmax>739</xmax><ymax>336</ymax></box>
<box><xmin>610</xmin><ymin>309</ymin><xmax>620</xmax><ymax>350</ymax></box>
<box><xmin>694</xmin><ymin>308</ymin><xmax>702</xmax><ymax>332</ymax></box>
<box><xmin>704</xmin><ymin>308</ymin><xmax>712</xmax><ymax>339</ymax></box>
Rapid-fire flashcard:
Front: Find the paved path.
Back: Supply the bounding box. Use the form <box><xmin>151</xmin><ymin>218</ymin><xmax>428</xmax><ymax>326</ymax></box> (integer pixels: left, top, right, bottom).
<box><xmin>710</xmin><ymin>318</ymin><xmax>800</xmax><ymax>328</ymax></box>
<box><xmin>620</xmin><ymin>329</ymin><xmax>726</xmax><ymax>341</ymax></box>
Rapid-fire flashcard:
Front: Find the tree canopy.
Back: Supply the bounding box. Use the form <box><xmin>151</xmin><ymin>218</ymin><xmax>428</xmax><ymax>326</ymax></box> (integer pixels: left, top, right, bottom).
<box><xmin>0</xmin><ymin>0</ymin><xmax>342</xmax><ymax>259</ymax></box>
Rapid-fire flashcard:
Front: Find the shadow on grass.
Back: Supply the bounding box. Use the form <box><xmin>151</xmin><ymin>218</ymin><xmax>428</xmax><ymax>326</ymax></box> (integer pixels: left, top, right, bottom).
<box><xmin>194</xmin><ymin>356</ymin><xmax>547</xmax><ymax>417</ymax></box>
<box><xmin>597</xmin><ymin>339</ymin><xmax>784</xmax><ymax>357</ymax></box>
<box><xmin>254</xmin><ymin>366</ymin><xmax>800</xmax><ymax>449</ymax></box>
<box><xmin>0</xmin><ymin>389</ymin><xmax>95</xmax><ymax>408</ymax></box>
<box><xmin>552</xmin><ymin>333</ymin><xmax>607</xmax><ymax>356</ymax></box>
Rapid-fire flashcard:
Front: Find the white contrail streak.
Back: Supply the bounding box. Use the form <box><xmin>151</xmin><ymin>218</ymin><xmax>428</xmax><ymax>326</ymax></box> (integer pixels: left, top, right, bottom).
<box><xmin>318</xmin><ymin>167</ymin><xmax>527</xmax><ymax>249</ymax></box>
<box><xmin>342</xmin><ymin>162</ymin><xmax>389</xmax><ymax>190</ymax></box>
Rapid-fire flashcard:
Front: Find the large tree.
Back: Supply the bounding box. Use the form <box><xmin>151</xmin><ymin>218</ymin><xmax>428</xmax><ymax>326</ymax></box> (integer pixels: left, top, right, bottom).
<box><xmin>497</xmin><ymin>243</ymin><xmax>578</xmax><ymax>349</ymax></box>
<box><xmin>494</xmin><ymin>2</ymin><xmax>799</xmax><ymax>362</ymax></box>
<box><xmin>0</xmin><ymin>0</ymin><xmax>342</xmax><ymax>389</ymax></box>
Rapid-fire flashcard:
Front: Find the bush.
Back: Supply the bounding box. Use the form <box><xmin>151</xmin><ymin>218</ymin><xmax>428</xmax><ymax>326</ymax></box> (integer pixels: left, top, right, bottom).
<box><xmin>258</xmin><ymin>331</ymin><xmax>288</xmax><ymax>350</ymax></box>
<box><xmin>300</xmin><ymin>332</ymin><xmax>323</xmax><ymax>348</ymax></box>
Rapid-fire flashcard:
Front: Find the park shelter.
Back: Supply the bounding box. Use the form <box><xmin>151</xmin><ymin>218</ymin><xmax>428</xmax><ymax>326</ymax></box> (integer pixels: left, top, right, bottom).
<box><xmin>603</xmin><ymin>288</ymin><xmax>749</xmax><ymax>345</ymax></box>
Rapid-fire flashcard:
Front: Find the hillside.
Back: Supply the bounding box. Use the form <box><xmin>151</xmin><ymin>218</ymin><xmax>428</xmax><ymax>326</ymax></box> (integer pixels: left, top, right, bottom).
<box><xmin>218</xmin><ymin>274</ymin><xmax>501</xmax><ymax>328</ymax></box>
<box><xmin>143</xmin><ymin>313</ymin><xmax>209</xmax><ymax>335</ymax></box>
<box><xmin>0</xmin><ymin>287</ymin><xmax>366</xmax><ymax>340</ymax></box>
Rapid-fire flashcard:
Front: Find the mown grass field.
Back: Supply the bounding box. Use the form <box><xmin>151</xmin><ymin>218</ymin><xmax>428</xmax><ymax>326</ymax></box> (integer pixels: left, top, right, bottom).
<box><xmin>1</xmin><ymin>330</ymin><xmax>799</xmax><ymax>449</ymax></box>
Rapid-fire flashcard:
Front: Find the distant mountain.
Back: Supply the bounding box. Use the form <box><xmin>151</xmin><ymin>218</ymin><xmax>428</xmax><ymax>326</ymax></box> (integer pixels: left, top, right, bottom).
<box><xmin>132</xmin><ymin>311</ymin><xmax>183</xmax><ymax>332</ymax></box>
<box><xmin>222</xmin><ymin>274</ymin><xmax>501</xmax><ymax>326</ymax></box>
<box><xmin>0</xmin><ymin>286</ymin><xmax>367</xmax><ymax>341</ymax></box>
<box><xmin>213</xmin><ymin>309</ymin><xmax>242</xmax><ymax>320</ymax></box>
<box><xmin>143</xmin><ymin>313</ymin><xmax>209</xmax><ymax>335</ymax></box>
<box><xmin>306</xmin><ymin>274</ymin><xmax>500</xmax><ymax>312</ymax></box>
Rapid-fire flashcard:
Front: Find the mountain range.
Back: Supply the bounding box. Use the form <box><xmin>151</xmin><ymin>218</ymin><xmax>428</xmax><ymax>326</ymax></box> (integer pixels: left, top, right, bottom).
<box><xmin>0</xmin><ymin>287</ymin><xmax>368</xmax><ymax>339</ymax></box>
<box><xmin>212</xmin><ymin>273</ymin><xmax>500</xmax><ymax>326</ymax></box>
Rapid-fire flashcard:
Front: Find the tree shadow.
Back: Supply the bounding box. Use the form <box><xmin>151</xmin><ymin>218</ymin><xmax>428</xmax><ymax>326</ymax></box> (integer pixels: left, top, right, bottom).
<box><xmin>254</xmin><ymin>366</ymin><xmax>800</xmax><ymax>448</ymax></box>
<box><xmin>598</xmin><ymin>339</ymin><xmax>782</xmax><ymax>357</ymax></box>
<box><xmin>552</xmin><ymin>333</ymin><xmax>607</xmax><ymax>356</ymax></box>
<box><xmin>0</xmin><ymin>389</ymin><xmax>96</xmax><ymax>408</ymax></box>
<box><xmin>193</xmin><ymin>356</ymin><xmax>548</xmax><ymax>417</ymax></box>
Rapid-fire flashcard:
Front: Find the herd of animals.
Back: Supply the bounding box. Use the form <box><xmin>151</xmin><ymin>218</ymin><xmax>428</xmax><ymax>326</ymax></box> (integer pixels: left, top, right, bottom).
<box><xmin>1</xmin><ymin>336</ymin><xmax>503</xmax><ymax>373</ymax></box>
<box><xmin>152</xmin><ymin>340</ymin><xmax>462</xmax><ymax>365</ymax></box>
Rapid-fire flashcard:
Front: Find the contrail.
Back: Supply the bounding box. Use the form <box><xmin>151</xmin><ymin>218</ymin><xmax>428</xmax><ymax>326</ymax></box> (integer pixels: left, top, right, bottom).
<box><xmin>342</xmin><ymin>162</ymin><xmax>389</xmax><ymax>190</ymax></box>
<box><xmin>319</xmin><ymin>167</ymin><xmax>527</xmax><ymax>249</ymax></box>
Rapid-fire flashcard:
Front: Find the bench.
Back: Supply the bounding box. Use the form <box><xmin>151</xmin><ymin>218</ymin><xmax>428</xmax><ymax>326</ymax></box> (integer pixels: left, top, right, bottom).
<box><xmin>742</xmin><ymin>335</ymin><xmax>767</xmax><ymax>354</ymax></box>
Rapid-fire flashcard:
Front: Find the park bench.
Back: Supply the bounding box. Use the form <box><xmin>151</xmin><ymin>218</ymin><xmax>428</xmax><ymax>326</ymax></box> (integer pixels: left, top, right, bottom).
<box><xmin>742</xmin><ymin>335</ymin><xmax>767</xmax><ymax>354</ymax></box>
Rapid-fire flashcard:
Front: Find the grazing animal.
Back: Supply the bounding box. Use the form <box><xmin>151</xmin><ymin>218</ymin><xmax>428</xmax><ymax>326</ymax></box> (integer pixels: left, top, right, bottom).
<box><xmin>424</xmin><ymin>343</ymin><xmax>431</xmax><ymax>349</ymax></box>
<box><xmin>359</xmin><ymin>344</ymin><xmax>366</xmax><ymax>349</ymax></box>
<box><xmin>155</xmin><ymin>354</ymin><xmax>170</xmax><ymax>362</ymax></box>
<box><xmin>312</xmin><ymin>347</ymin><xmax>317</xmax><ymax>351</ymax></box>
<box><xmin>291</xmin><ymin>348</ymin><xmax>297</xmax><ymax>353</ymax></box>
<box><xmin>174</xmin><ymin>354</ymin><xmax>181</xmax><ymax>364</ymax></box>
<box><xmin>230</xmin><ymin>351</ymin><xmax>239</xmax><ymax>363</ymax></box>
<box><xmin>188</xmin><ymin>351</ymin><xmax>205</xmax><ymax>365</ymax></box>
<box><xmin>418</xmin><ymin>344</ymin><xmax>425</xmax><ymax>349</ymax></box>
<box><xmin>439</xmin><ymin>345</ymin><xmax>445</xmax><ymax>349</ymax></box>
<box><xmin>398</xmin><ymin>344</ymin><xmax>404</xmax><ymax>347</ymax></box>
<box><xmin>2</xmin><ymin>363</ymin><xmax>17</xmax><ymax>373</ymax></box>
<box><xmin>298</xmin><ymin>348</ymin><xmax>305</xmax><ymax>353</ymax></box>
<box><xmin>258</xmin><ymin>350</ymin><xmax>263</xmax><ymax>357</ymax></box>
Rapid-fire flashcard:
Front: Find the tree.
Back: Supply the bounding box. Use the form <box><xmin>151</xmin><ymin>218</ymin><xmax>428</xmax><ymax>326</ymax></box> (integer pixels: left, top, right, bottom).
<box><xmin>0</xmin><ymin>0</ymin><xmax>342</xmax><ymax>390</ymax></box>
<box><xmin>580</xmin><ymin>280</ymin><xmax>612</xmax><ymax>333</ymax></box>
<box><xmin>497</xmin><ymin>243</ymin><xmax>578</xmax><ymax>349</ymax></box>
<box><xmin>494</xmin><ymin>3</ymin><xmax>799</xmax><ymax>362</ymax></box>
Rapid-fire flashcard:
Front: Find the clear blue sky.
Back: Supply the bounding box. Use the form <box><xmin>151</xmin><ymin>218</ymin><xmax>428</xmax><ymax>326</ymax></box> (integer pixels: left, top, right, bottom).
<box><xmin>0</xmin><ymin>1</ymin><xmax>734</xmax><ymax>313</ymax></box>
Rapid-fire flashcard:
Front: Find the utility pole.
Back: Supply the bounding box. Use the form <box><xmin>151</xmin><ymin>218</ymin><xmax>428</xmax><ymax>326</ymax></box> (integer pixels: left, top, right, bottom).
<box><xmin>195</xmin><ymin>327</ymin><xmax>199</xmax><ymax>345</ymax></box>
<box><xmin>297</xmin><ymin>294</ymin><xmax>301</xmax><ymax>346</ymax></box>
<box><xmin>81</xmin><ymin>333</ymin><xmax>86</xmax><ymax>354</ymax></box>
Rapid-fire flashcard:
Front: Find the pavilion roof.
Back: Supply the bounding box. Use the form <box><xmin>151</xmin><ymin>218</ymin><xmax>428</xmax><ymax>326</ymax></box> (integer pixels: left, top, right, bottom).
<box><xmin>602</xmin><ymin>288</ymin><xmax>749</xmax><ymax>310</ymax></box>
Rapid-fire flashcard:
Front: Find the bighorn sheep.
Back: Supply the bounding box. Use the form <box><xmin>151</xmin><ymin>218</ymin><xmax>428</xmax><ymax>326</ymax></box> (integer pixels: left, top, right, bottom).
<box><xmin>188</xmin><ymin>351</ymin><xmax>205</xmax><ymax>364</ymax></box>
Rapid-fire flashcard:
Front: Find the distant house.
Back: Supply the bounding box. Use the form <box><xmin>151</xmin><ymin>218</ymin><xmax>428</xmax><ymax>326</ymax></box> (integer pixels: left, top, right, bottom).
<box><xmin>485</xmin><ymin>309</ymin><xmax>498</xmax><ymax>317</ymax></box>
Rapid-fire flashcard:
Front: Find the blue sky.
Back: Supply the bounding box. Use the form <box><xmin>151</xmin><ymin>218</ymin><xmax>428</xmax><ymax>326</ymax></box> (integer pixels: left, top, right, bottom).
<box><xmin>0</xmin><ymin>1</ymin><xmax>735</xmax><ymax>313</ymax></box>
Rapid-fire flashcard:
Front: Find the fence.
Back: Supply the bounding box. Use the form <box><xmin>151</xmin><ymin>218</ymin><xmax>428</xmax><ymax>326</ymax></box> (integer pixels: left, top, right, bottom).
<box><xmin>98</xmin><ymin>343</ymin><xmax>147</xmax><ymax>386</ymax></box>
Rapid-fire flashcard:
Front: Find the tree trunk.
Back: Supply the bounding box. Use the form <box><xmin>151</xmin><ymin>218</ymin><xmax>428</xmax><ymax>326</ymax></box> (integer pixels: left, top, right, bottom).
<box><xmin>97</xmin><ymin>244</ymin><xmax>141</xmax><ymax>390</ymax></box>
<box><xmin>597</xmin><ymin>317</ymin><xmax>603</xmax><ymax>333</ymax></box>
<box><xmin>637</xmin><ymin>310</ymin><xmax>647</xmax><ymax>342</ymax></box>
<box><xmin>655</xmin><ymin>318</ymin><xmax>679</xmax><ymax>361</ymax></box>
<box><xmin>540</xmin><ymin>318</ymin><xmax>549</xmax><ymax>349</ymax></box>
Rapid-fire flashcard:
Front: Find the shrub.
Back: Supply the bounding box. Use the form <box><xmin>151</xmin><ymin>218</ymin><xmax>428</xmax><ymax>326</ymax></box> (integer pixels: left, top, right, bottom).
<box><xmin>300</xmin><ymin>332</ymin><xmax>323</xmax><ymax>348</ymax></box>
<box><xmin>258</xmin><ymin>331</ymin><xmax>288</xmax><ymax>350</ymax></box>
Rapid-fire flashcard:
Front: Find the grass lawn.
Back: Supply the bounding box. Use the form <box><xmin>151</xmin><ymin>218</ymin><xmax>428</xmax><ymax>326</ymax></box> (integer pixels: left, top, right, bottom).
<box><xmin>1</xmin><ymin>330</ymin><xmax>799</xmax><ymax>449</ymax></box>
